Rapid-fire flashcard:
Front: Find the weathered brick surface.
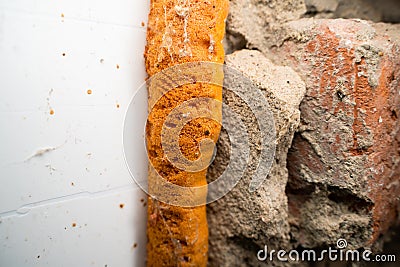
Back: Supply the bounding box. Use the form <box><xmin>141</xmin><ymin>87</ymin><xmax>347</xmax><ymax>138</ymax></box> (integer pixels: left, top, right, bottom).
<box><xmin>267</xmin><ymin>19</ymin><xmax>400</xmax><ymax>249</ymax></box>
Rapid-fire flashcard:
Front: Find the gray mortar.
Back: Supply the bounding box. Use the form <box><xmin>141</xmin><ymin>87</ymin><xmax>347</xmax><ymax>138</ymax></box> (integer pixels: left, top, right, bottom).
<box><xmin>207</xmin><ymin>50</ymin><xmax>306</xmax><ymax>266</ymax></box>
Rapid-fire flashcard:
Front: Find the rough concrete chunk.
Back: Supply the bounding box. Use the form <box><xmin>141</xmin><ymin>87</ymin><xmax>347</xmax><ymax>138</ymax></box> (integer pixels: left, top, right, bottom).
<box><xmin>207</xmin><ymin>50</ymin><xmax>306</xmax><ymax>266</ymax></box>
<box><xmin>265</xmin><ymin>19</ymin><xmax>400</xmax><ymax>250</ymax></box>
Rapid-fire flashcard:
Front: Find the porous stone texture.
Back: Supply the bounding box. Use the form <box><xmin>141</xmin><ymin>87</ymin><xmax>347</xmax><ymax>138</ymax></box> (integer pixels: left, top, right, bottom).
<box><xmin>265</xmin><ymin>19</ymin><xmax>400</xmax><ymax>250</ymax></box>
<box><xmin>207</xmin><ymin>50</ymin><xmax>306</xmax><ymax>266</ymax></box>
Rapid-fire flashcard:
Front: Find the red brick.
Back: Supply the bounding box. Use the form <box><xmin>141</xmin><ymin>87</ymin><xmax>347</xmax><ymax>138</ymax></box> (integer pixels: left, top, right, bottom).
<box><xmin>270</xmin><ymin>19</ymin><xmax>400</xmax><ymax>248</ymax></box>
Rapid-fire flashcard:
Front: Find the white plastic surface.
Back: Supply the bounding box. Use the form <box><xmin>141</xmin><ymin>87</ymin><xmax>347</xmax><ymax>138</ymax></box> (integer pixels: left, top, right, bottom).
<box><xmin>0</xmin><ymin>1</ymin><xmax>149</xmax><ymax>266</ymax></box>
